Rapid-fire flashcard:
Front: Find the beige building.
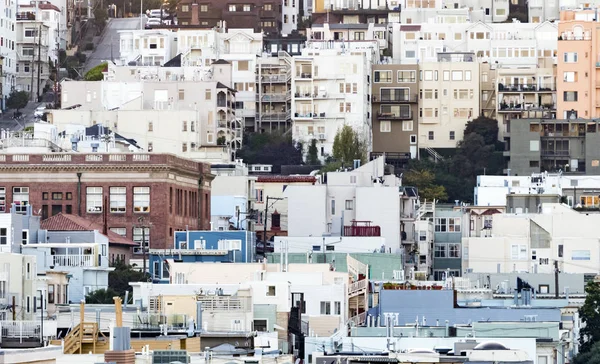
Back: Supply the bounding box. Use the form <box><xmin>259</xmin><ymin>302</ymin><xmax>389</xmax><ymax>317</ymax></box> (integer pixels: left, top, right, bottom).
<box><xmin>557</xmin><ymin>10</ymin><xmax>600</xmax><ymax>119</ymax></box>
<box><xmin>419</xmin><ymin>53</ymin><xmax>480</xmax><ymax>152</ymax></box>
<box><xmin>0</xmin><ymin>253</ymin><xmax>38</xmax><ymax>320</ymax></box>
<box><xmin>371</xmin><ymin>64</ymin><xmax>419</xmax><ymax>169</ymax></box>
<box><xmin>44</xmin><ymin>270</ymin><xmax>69</xmax><ymax>318</ymax></box>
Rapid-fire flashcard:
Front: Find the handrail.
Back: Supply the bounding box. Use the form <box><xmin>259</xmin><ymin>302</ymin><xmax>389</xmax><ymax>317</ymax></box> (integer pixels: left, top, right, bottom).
<box><xmin>348</xmin><ymin>279</ymin><xmax>368</xmax><ymax>295</ymax></box>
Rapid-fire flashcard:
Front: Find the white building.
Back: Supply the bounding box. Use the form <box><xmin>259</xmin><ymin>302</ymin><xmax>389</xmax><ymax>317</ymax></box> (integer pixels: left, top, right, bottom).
<box><xmin>285</xmin><ymin>157</ymin><xmax>409</xmax><ymax>252</ymax></box>
<box><xmin>473</xmin><ymin>173</ymin><xmax>600</xmax><ymax>207</ymax></box>
<box><xmin>306</xmin><ymin>23</ymin><xmax>388</xmax><ymax>54</ymax></box>
<box><xmin>462</xmin><ymin>203</ymin><xmax>600</xmax><ymax>275</ymax></box>
<box><xmin>390</xmin><ymin>20</ymin><xmax>558</xmax><ymax>66</ymax></box>
<box><xmin>134</xmin><ymin>262</ymin><xmax>350</xmax><ymax>336</ymax></box>
<box><xmin>14</xmin><ymin>20</ymin><xmax>50</xmax><ymax>97</ymax></box>
<box><xmin>1</xmin><ymin>0</ymin><xmax>17</xmax><ymax>108</ymax></box>
<box><xmin>0</xmin><ymin>252</ymin><xmax>39</xmax><ymax>320</ymax></box>
<box><xmin>291</xmin><ymin>44</ymin><xmax>376</xmax><ymax>160</ymax></box>
<box><xmin>282</xmin><ymin>0</ymin><xmax>299</xmax><ymax>35</ymax></box>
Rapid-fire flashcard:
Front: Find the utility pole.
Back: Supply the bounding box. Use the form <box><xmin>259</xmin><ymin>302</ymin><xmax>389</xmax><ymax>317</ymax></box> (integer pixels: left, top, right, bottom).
<box><xmin>36</xmin><ymin>24</ymin><xmax>42</xmax><ymax>102</ymax></box>
<box><xmin>262</xmin><ymin>196</ymin><xmax>284</xmax><ymax>243</ymax></box>
<box><xmin>554</xmin><ymin>260</ymin><xmax>559</xmax><ymax>299</ymax></box>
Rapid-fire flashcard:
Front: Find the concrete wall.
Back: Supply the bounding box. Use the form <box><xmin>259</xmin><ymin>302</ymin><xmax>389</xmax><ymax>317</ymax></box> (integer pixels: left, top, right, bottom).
<box><xmin>285</xmin><ymin>185</ymin><xmax>327</xmax><ymax>238</ymax></box>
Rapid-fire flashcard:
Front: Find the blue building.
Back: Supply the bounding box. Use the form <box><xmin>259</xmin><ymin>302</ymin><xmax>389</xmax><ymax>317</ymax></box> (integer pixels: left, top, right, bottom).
<box><xmin>149</xmin><ymin>230</ymin><xmax>256</xmax><ymax>283</ymax></box>
<box><xmin>433</xmin><ymin>207</ymin><xmax>468</xmax><ymax>280</ymax></box>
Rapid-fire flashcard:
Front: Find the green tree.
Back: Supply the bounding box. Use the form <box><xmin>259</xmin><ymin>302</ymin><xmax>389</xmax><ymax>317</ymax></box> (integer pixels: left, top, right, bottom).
<box><xmin>85</xmin><ymin>288</ymin><xmax>120</xmax><ymax>304</ymax></box>
<box><xmin>108</xmin><ymin>260</ymin><xmax>148</xmax><ymax>300</ymax></box>
<box><xmin>84</xmin><ymin>62</ymin><xmax>107</xmax><ymax>81</ymax></box>
<box><xmin>6</xmin><ymin>90</ymin><xmax>29</xmax><ymax>112</ymax></box>
<box><xmin>464</xmin><ymin>116</ymin><xmax>500</xmax><ymax>146</ymax></box>
<box><xmin>573</xmin><ymin>341</ymin><xmax>600</xmax><ymax>364</ymax></box>
<box><xmin>579</xmin><ymin>281</ymin><xmax>600</xmax><ymax>353</ymax></box>
<box><xmin>236</xmin><ymin>132</ymin><xmax>303</xmax><ymax>174</ymax></box>
<box><xmin>306</xmin><ymin>139</ymin><xmax>320</xmax><ymax>165</ymax></box>
<box><xmin>403</xmin><ymin>169</ymin><xmax>448</xmax><ymax>202</ymax></box>
<box><xmin>93</xmin><ymin>7</ymin><xmax>108</xmax><ymax>31</ymax></box>
<box><xmin>332</xmin><ymin>125</ymin><xmax>366</xmax><ymax>167</ymax></box>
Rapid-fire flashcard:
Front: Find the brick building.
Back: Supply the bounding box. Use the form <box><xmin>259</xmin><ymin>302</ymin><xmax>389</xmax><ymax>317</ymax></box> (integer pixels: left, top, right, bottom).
<box><xmin>177</xmin><ymin>0</ymin><xmax>281</xmax><ymax>34</ymax></box>
<box><xmin>0</xmin><ymin>153</ymin><xmax>213</xmax><ymax>253</ymax></box>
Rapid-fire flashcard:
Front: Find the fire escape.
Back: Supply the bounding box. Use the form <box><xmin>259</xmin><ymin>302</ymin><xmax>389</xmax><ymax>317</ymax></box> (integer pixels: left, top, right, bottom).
<box><xmin>347</xmin><ymin>255</ymin><xmax>369</xmax><ymax>327</ymax></box>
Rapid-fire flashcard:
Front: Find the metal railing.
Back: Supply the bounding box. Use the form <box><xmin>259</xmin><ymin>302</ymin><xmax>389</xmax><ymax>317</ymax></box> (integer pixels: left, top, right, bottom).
<box><xmin>196</xmin><ymin>296</ymin><xmax>251</xmax><ymax>311</ymax></box>
<box><xmin>348</xmin><ymin>280</ymin><xmax>368</xmax><ymax>295</ymax></box>
<box><xmin>52</xmin><ymin>254</ymin><xmax>94</xmax><ymax>267</ymax></box>
<box><xmin>0</xmin><ymin>321</ymin><xmax>40</xmax><ymax>343</ymax></box>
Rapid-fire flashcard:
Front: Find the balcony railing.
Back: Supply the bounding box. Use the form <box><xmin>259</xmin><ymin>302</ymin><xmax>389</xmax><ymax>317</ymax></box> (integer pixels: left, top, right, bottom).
<box><xmin>541</xmin><ymin>150</ymin><xmax>570</xmax><ymax>157</ymax></box>
<box><xmin>295</xmin><ymin>73</ymin><xmax>312</xmax><ymax>79</ymax></box>
<box><xmin>373</xmin><ymin>94</ymin><xmax>418</xmax><ymax>103</ymax></box>
<box><xmin>259</xmin><ymin>74</ymin><xmax>287</xmax><ymax>83</ymax></box>
<box><xmin>498</xmin><ymin>83</ymin><xmax>555</xmax><ymax>92</ymax></box>
<box><xmin>499</xmin><ymin>103</ymin><xmax>555</xmax><ymax>111</ymax></box>
<box><xmin>196</xmin><ymin>296</ymin><xmax>251</xmax><ymax>311</ymax></box>
<box><xmin>377</xmin><ymin>111</ymin><xmax>412</xmax><ymax>120</ymax></box>
<box><xmin>52</xmin><ymin>254</ymin><xmax>94</xmax><ymax>267</ymax></box>
<box><xmin>343</xmin><ymin>221</ymin><xmax>381</xmax><ymax>237</ymax></box>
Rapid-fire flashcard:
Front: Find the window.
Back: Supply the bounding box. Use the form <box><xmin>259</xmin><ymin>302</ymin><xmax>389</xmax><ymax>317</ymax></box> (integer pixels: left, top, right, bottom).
<box><xmin>428</xmin><ymin>131</ymin><xmax>434</xmax><ymax>140</ymax></box>
<box><xmin>267</xmin><ymin>286</ymin><xmax>276</xmax><ymax>296</ymax></box>
<box><xmin>182</xmin><ymin>120</ymin><xmax>188</xmax><ymax>131</ymax></box>
<box><xmin>178</xmin><ymin>89</ymin><xmax>184</xmax><ymax>100</ymax></box>
<box><xmin>191</xmin><ymin>121</ymin><xmax>195</xmax><ymax>132</ymax></box>
<box><xmin>0</xmin><ymin>228</ymin><xmax>6</xmax><ymax>245</ymax></box>
<box><xmin>181</xmin><ymin>4</ymin><xmax>189</xmax><ymax>11</ymax></box>
<box><xmin>334</xmin><ymin>301</ymin><xmax>341</xmax><ymax>315</ymax></box>
<box><xmin>228</xmin><ymin>4</ymin><xmax>236</xmax><ymax>11</ymax></box>
<box><xmin>148</xmin><ymin>121</ymin><xmax>153</xmax><ymax>131</ymax></box>
<box><xmin>253</xmin><ymin>319</ymin><xmax>268</xmax><ymax>332</ymax></box>
<box><xmin>133</xmin><ymin>227</ymin><xmax>150</xmax><ymax>253</ymax></box>
<box><xmin>563</xmin><ymin>71</ymin><xmax>577</xmax><ymax>82</ymax></box>
<box><xmin>320</xmin><ymin>301</ymin><xmax>331</xmax><ymax>315</ymax></box>
<box><xmin>345</xmin><ymin>200</ymin><xmax>354</xmax><ymax>210</ymax></box>
<box><xmin>243</xmin><ymin>4</ymin><xmax>251</xmax><ymax>11</ymax></box>
<box><xmin>402</xmin><ymin>120</ymin><xmax>414</xmax><ymax>131</ymax></box>
<box><xmin>435</xmin><ymin>217</ymin><xmax>447</xmax><ymax>232</ymax></box>
<box><xmin>465</xmin><ymin>71</ymin><xmax>472</xmax><ymax>81</ymax></box>
<box><xmin>0</xmin><ymin>188</ymin><xmax>5</xmax><ymax>212</ymax></box>
<box><xmin>563</xmin><ymin>91</ymin><xmax>578</xmax><ymax>102</ymax></box>
<box><xmin>434</xmin><ymin>244</ymin><xmax>446</xmax><ymax>258</ymax></box>
<box><xmin>398</xmin><ymin>70</ymin><xmax>416</xmax><ymax>82</ymax></box>
<box><xmin>86</xmin><ymin>187</ymin><xmax>102</xmax><ymax>213</ymax></box>
<box><xmin>448</xmin><ymin>217</ymin><xmax>461</xmax><ymax>232</ymax></box>
<box><xmin>331</xmin><ymin>199</ymin><xmax>336</xmax><ymax>215</ymax></box>
<box><xmin>200</xmin><ymin>4</ymin><xmax>208</xmax><ymax>11</ymax></box>
<box><xmin>110</xmin><ymin>187</ymin><xmax>126</xmax><ymax>213</ymax></box>
<box><xmin>48</xmin><ymin>285</ymin><xmax>55</xmax><ymax>304</ymax></box>
<box><xmin>42</xmin><ymin>192</ymin><xmax>49</xmax><ymax>200</ymax></box>
<box><xmin>443</xmin><ymin>70</ymin><xmax>450</xmax><ymax>81</ymax></box>
<box><xmin>380</xmin><ymin>120</ymin><xmax>391</xmax><ymax>133</ymax></box>
<box><xmin>110</xmin><ymin>227</ymin><xmax>126</xmax><ymax>236</ymax></box>
<box><xmin>449</xmin><ymin>131</ymin><xmax>455</xmax><ymax>140</ymax></box>
<box><xmin>563</xmin><ymin>52</ymin><xmax>578</xmax><ymax>63</ymax></box>
<box><xmin>451</xmin><ymin>71</ymin><xmax>463</xmax><ymax>81</ymax></box>
<box><xmin>449</xmin><ymin>243</ymin><xmax>461</xmax><ymax>258</ymax></box>
<box><xmin>13</xmin><ymin>187</ymin><xmax>29</xmax><ymax>213</ymax></box>
<box><xmin>22</xmin><ymin>230</ymin><xmax>28</xmax><ymax>245</ymax></box>
<box><xmin>558</xmin><ymin>244</ymin><xmax>563</xmax><ymax>257</ymax></box>
<box><xmin>133</xmin><ymin>187</ymin><xmax>150</xmax><ymax>213</ymax></box>
<box><xmin>255</xmin><ymin>189</ymin><xmax>264</xmax><ymax>203</ymax></box>
<box><xmin>264</xmin><ymin>3</ymin><xmax>272</xmax><ymax>10</ymax></box>
<box><xmin>205</xmin><ymin>89</ymin><xmax>212</xmax><ymax>100</ymax></box>
<box><xmin>66</xmin><ymin>192</ymin><xmax>73</xmax><ymax>200</ymax></box>
<box><xmin>374</xmin><ymin>70</ymin><xmax>392</xmax><ymax>83</ymax></box>
<box><xmin>24</xmin><ymin>28</ymin><xmax>38</xmax><ymax>37</ymax></box>
<box><xmin>511</xmin><ymin>244</ymin><xmax>527</xmax><ymax>260</ymax></box>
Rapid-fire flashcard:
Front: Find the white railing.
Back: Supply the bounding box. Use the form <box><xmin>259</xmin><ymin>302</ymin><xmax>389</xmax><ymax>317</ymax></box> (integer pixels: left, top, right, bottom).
<box><xmin>195</xmin><ymin>296</ymin><xmax>251</xmax><ymax>311</ymax></box>
<box><xmin>52</xmin><ymin>254</ymin><xmax>94</xmax><ymax>267</ymax></box>
<box><xmin>109</xmin><ymin>154</ymin><xmax>126</xmax><ymax>162</ymax></box>
<box><xmin>11</xmin><ymin>155</ymin><xmax>29</xmax><ymax>162</ymax></box>
<box><xmin>0</xmin><ymin>321</ymin><xmax>40</xmax><ymax>341</ymax></box>
<box><xmin>85</xmin><ymin>154</ymin><xmax>103</xmax><ymax>162</ymax></box>
<box><xmin>349</xmin><ymin>279</ymin><xmax>368</xmax><ymax>295</ymax></box>
<box><xmin>133</xmin><ymin>154</ymin><xmax>150</xmax><ymax>161</ymax></box>
<box><xmin>42</xmin><ymin>154</ymin><xmax>71</xmax><ymax>162</ymax></box>
<box><xmin>348</xmin><ymin>312</ymin><xmax>367</xmax><ymax>327</ymax></box>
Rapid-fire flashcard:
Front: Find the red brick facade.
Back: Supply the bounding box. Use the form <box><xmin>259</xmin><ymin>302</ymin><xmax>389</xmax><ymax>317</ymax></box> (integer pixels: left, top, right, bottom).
<box><xmin>0</xmin><ymin>154</ymin><xmax>213</xmax><ymax>252</ymax></box>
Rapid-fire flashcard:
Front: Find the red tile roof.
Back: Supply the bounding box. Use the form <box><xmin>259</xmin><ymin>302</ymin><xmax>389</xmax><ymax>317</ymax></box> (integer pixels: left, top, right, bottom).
<box><xmin>257</xmin><ymin>175</ymin><xmax>316</xmax><ymax>183</ymax></box>
<box><xmin>40</xmin><ymin>213</ymin><xmax>138</xmax><ymax>246</ymax></box>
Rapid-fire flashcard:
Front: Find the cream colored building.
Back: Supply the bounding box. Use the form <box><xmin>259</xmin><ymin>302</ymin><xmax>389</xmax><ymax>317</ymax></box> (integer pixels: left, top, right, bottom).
<box><xmin>463</xmin><ymin>203</ymin><xmax>600</xmax><ymax>275</ymax></box>
<box><xmin>0</xmin><ymin>253</ymin><xmax>39</xmax><ymax>320</ymax></box>
<box><xmin>418</xmin><ymin>53</ymin><xmax>480</xmax><ymax>151</ymax></box>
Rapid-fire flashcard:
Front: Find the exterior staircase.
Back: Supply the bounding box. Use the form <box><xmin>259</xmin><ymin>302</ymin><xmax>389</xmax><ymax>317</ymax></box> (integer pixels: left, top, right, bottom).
<box><xmin>425</xmin><ymin>147</ymin><xmax>444</xmax><ymax>162</ymax></box>
<box><xmin>63</xmin><ymin>322</ymin><xmax>102</xmax><ymax>354</ymax></box>
<box><xmin>416</xmin><ymin>200</ymin><xmax>436</xmax><ymax>220</ymax></box>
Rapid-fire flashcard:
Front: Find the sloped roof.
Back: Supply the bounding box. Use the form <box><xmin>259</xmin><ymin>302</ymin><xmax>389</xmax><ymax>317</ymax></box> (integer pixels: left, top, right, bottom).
<box><xmin>41</xmin><ymin>213</ymin><xmax>138</xmax><ymax>246</ymax></box>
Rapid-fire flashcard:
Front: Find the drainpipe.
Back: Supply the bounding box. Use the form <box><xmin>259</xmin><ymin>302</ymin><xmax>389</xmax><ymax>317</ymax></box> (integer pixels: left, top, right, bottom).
<box><xmin>77</xmin><ymin>173</ymin><xmax>82</xmax><ymax>216</ymax></box>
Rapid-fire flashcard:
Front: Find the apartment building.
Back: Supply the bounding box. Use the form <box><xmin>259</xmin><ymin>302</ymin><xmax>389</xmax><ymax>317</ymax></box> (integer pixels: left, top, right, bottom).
<box><xmin>15</xmin><ymin>21</ymin><xmax>50</xmax><ymax>98</ymax></box>
<box><xmin>211</xmin><ymin>162</ymin><xmax>257</xmax><ymax>232</ymax></box>
<box><xmin>0</xmin><ymin>0</ymin><xmax>17</xmax><ymax>108</ymax></box>
<box><xmin>462</xmin><ymin>203</ymin><xmax>600</xmax><ymax>275</ymax></box>
<box><xmin>311</xmin><ymin>0</ymin><xmax>400</xmax><ymax>24</ymax></box>
<box><xmin>418</xmin><ymin>52</ymin><xmax>480</xmax><ymax>151</ymax></box>
<box><xmin>494</xmin><ymin>60</ymin><xmax>557</xmax><ymax>141</ymax></box>
<box><xmin>0</xmin><ymin>253</ymin><xmax>38</xmax><ymax>320</ymax></box>
<box><xmin>371</xmin><ymin>64</ymin><xmax>419</xmax><ymax>168</ymax></box>
<box><xmin>307</xmin><ymin>23</ymin><xmax>388</xmax><ymax>55</ymax></box>
<box><xmin>256</xmin><ymin>52</ymin><xmax>293</xmax><ymax>133</ymax></box>
<box><xmin>556</xmin><ymin>10</ymin><xmax>600</xmax><ymax>119</ymax></box>
<box><xmin>291</xmin><ymin>45</ymin><xmax>374</xmax><ymax>160</ymax></box>
<box><xmin>390</xmin><ymin>20</ymin><xmax>557</xmax><ymax>65</ymax></box>
<box><xmin>432</xmin><ymin>206</ymin><xmax>468</xmax><ymax>280</ymax></box>
<box><xmin>401</xmin><ymin>0</ymin><xmax>509</xmax><ymax>24</ymax></box>
<box><xmin>176</xmin><ymin>0</ymin><xmax>284</xmax><ymax>35</ymax></box>
<box><xmin>0</xmin><ymin>153</ymin><xmax>212</xmax><ymax>252</ymax></box>
<box><xmin>51</xmin><ymin>74</ymin><xmax>241</xmax><ymax>158</ymax></box>
<box><xmin>507</xmin><ymin>118</ymin><xmax>600</xmax><ymax>175</ymax></box>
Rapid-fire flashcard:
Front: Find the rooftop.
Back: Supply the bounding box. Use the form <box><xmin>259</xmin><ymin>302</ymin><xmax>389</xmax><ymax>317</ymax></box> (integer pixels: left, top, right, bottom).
<box><xmin>257</xmin><ymin>175</ymin><xmax>317</xmax><ymax>183</ymax></box>
<box><xmin>41</xmin><ymin>213</ymin><xmax>138</xmax><ymax>246</ymax></box>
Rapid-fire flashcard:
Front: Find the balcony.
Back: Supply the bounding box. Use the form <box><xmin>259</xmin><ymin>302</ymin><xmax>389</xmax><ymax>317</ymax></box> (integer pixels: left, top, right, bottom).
<box><xmin>498</xmin><ymin>83</ymin><xmax>555</xmax><ymax>92</ymax></box>
<box><xmin>377</xmin><ymin>111</ymin><xmax>412</xmax><ymax>120</ymax></box>
<box><xmin>258</xmin><ymin>92</ymin><xmax>289</xmax><ymax>102</ymax></box>
<box><xmin>195</xmin><ymin>296</ymin><xmax>251</xmax><ymax>312</ymax></box>
<box><xmin>258</xmin><ymin>74</ymin><xmax>287</xmax><ymax>83</ymax></box>
<box><xmin>373</xmin><ymin>94</ymin><xmax>418</xmax><ymax>103</ymax></box>
<box><xmin>257</xmin><ymin>111</ymin><xmax>291</xmax><ymax>121</ymax></box>
<box><xmin>52</xmin><ymin>254</ymin><xmax>95</xmax><ymax>267</ymax></box>
<box><xmin>541</xmin><ymin>150</ymin><xmax>570</xmax><ymax>157</ymax></box>
<box><xmin>294</xmin><ymin>112</ymin><xmax>315</xmax><ymax>119</ymax></box>
<box><xmin>343</xmin><ymin>220</ymin><xmax>381</xmax><ymax>237</ymax></box>
<box><xmin>0</xmin><ymin>320</ymin><xmax>57</xmax><ymax>348</ymax></box>
<box><xmin>295</xmin><ymin>73</ymin><xmax>312</xmax><ymax>80</ymax></box>
<box><xmin>16</xmin><ymin>12</ymin><xmax>36</xmax><ymax>20</ymax></box>
<box><xmin>499</xmin><ymin>103</ymin><xmax>556</xmax><ymax>111</ymax></box>
<box><xmin>294</xmin><ymin>92</ymin><xmax>314</xmax><ymax>99</ymax></box>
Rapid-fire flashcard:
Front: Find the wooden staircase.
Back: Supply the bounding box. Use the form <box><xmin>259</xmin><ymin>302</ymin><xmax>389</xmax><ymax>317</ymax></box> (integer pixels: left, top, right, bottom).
<box><xmin>63</xmin><ymin>322</ymin><xmax>105</xmax><ymax>354</ymax></box>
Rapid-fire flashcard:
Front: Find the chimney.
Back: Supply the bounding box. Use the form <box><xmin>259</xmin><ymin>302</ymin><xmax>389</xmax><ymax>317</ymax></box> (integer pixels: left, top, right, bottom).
<box><xmin>191</xmin><ymin>3</ymin><xmax>199</xmax><ymax>25</ymax></box>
